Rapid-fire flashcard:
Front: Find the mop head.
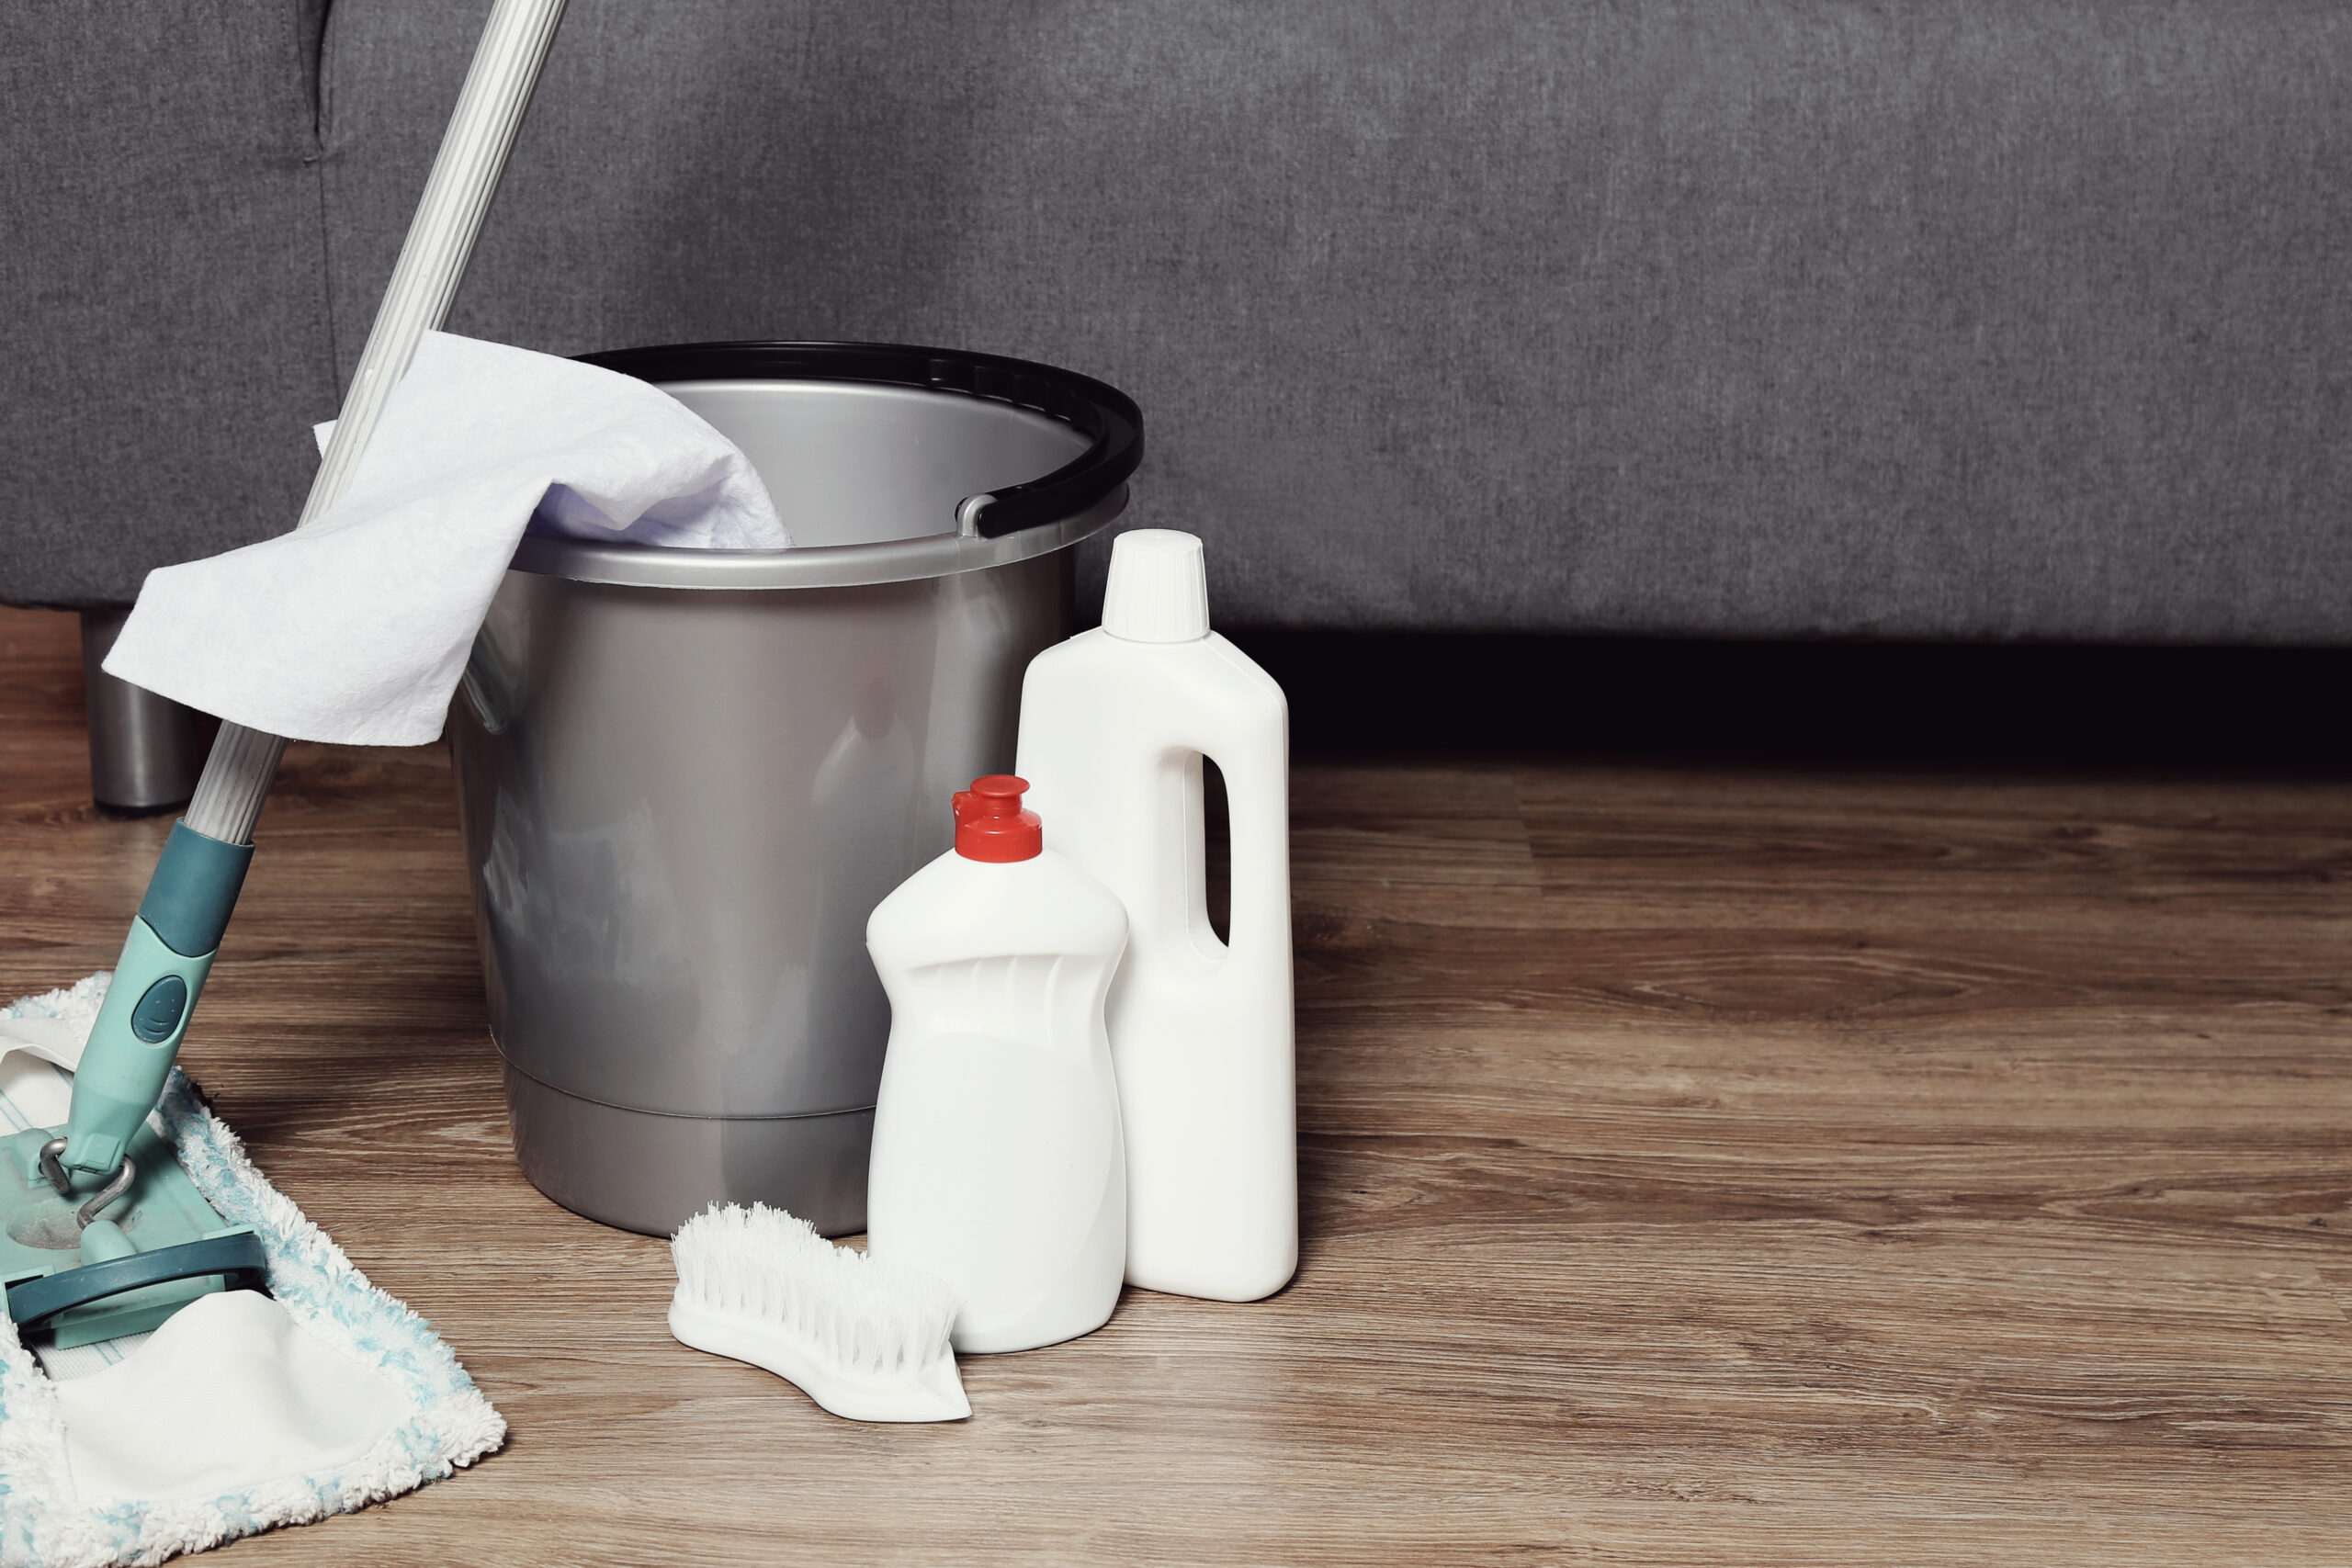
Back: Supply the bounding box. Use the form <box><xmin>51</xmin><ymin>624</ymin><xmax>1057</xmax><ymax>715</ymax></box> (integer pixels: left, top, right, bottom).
<box><xmin>670</xmin><ymin>1202</ymin><xmax>968</xmax><ymax>1423</ymax></box>
<box><xmin>0</xmin><ymin>976</ymin><xmax>505</xmax><ymax>1568</ymax></box>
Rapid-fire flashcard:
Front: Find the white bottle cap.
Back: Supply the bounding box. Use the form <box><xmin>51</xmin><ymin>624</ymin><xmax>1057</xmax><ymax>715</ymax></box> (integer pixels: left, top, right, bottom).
<box><xmin>1101</xmin><ymin>529</ymin><xmax>1210</xmax><ymax>642</ymax></box>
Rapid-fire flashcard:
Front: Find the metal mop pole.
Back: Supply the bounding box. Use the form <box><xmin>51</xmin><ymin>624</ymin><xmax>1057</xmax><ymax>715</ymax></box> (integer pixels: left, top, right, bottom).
<box><xmin>49</xmin><ymin>0</ymin><xmax>571</xmax><ymax>1190</ymax></box>
<box><xmin>187</xmin><ymin>0</ymin><xmax>571</xmax><ymax>845</ymax></box>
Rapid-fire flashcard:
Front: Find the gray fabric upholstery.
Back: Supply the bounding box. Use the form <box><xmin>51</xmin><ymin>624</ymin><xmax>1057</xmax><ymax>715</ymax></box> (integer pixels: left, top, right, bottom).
<box><xmin>0</xmin><ymin>3</ymin><xmax>339</xmax><ymax>611</ymax></box>
<box><xmin>6</xmin><ymin>1</ymin><xmax>2350</xmax><ymax>643</ymax></box>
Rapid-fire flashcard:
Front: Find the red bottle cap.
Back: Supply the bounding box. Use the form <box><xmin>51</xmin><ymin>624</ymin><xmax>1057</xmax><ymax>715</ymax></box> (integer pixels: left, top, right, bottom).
<box><xmin>953</xmin><ymin>775</ymin><xmax>1043</xmax><ymax>862</ymax></box>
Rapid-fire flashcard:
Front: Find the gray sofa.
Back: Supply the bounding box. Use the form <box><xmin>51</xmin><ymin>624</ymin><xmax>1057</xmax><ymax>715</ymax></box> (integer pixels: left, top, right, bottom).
<box><xmin>7</xmin><ymin>1</ymin><xmax>2348</xmax><ymax>647</ymax></box>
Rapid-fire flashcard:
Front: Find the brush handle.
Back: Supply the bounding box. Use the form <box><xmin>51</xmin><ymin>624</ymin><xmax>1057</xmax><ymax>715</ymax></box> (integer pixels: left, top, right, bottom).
<box><xmin>59</xmin><ymin>0</ymin><xmax>571</xmax><ymax>1180</ymax></box>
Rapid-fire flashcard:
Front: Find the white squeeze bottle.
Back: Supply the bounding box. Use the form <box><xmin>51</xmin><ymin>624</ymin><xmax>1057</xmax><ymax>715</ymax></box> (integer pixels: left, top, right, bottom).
<box><xmin>1014</xmin><ymin>529</ymin><xmax>1296</xmax><ymax>1303</ymax></box>
<box><xmin>864</xmin><ymin>774</ymin><xmax>1130</xmax><ymax>1353</ymax></box>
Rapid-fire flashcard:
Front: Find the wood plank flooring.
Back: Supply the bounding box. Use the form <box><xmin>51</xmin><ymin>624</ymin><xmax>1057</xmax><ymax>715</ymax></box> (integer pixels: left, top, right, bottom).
<box><xmin>3</xmin><ymin>604</ymin><xmax>2347</xmax><ymax>1565</ymax></box>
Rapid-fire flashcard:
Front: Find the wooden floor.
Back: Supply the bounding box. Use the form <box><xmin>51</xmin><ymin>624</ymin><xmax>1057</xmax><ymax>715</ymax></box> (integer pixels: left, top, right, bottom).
<box><xmin>4</xmin><ymin>604</ymin><xmax>2348</xmax><ymax>1565</ymax></box>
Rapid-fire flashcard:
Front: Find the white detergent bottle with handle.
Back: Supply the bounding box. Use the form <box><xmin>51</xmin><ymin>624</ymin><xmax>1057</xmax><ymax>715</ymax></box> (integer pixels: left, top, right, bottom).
<box><xmin>865</xmin><ymin>774</ymin><xmax>1130</xmax><ymax>1353</ymax></box>
<box><xmin>1015</xmin><ymin>529</ymin><xmax>1296</xmax><ymax>1303</ymax></box>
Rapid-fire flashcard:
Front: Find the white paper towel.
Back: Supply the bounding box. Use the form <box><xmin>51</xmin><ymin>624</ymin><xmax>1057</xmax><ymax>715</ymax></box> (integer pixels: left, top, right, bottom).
<box><xmin>103</xmin><ymin>331</ymin><xmax>790</xmax><ymax>748</ymax></box>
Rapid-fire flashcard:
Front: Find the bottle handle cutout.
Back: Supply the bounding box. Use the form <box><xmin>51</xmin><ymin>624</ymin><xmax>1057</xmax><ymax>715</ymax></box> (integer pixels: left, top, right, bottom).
<box><xmin>1178</xmin><ymin>750</ymin><xmax>1228</xmax><ymax>959</ymax></box>
<box><xmin>1165</xmin><ymin>730</ymin><xmax>1287</xmax><ymax>966</ymax></box>
<box><xmin>1212</xmin><ymin>733</ymin><xmax>1288</xmax><ymax>963</ymax></box>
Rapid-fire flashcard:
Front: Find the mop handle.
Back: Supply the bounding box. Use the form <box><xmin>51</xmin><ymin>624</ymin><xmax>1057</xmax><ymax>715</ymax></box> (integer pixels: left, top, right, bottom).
<box><xmin>50</xmin><ymin>0</ymin><xmax>569</xmax><ymax>1183</ymax></box>
<box><xmin>186</xmin><ymin>0</ymin><xmax>571</xmax><ymax>847</ymax></box>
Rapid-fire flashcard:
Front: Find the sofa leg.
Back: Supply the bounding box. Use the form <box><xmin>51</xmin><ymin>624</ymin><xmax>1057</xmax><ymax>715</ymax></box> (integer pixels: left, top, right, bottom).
<box><xmin>79</xmin><ymin>609</ymin><xmax>203</xmax><ymax>816</ymax></box>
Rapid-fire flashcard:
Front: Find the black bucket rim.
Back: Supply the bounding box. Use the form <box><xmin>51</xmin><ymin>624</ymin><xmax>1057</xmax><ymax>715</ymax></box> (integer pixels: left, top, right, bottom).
<box><xmin>511</xmin><ymin>340</ymin><xmax>1140</xmax><ymax>592</ymax></box>
<box><xmin>581</xmin><ymin>340</ymin><xmax>1144</xmax><ymax>544</ymax></box>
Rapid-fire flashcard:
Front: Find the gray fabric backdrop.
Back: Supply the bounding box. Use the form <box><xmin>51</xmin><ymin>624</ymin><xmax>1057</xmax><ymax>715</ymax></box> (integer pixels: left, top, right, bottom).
<box><xmin>6</xmin><ymin>1</ymin><xmax>2349</xmax><ymax>641</ymax></box>
<box><xmin>0</xmin><ymin>3</ymin><xmax>336</xmax><ymax>613</ymax></box>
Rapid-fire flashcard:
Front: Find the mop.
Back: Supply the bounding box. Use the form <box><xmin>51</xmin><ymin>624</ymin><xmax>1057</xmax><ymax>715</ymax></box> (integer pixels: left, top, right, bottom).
<box><xmin>0</xmin><ymin>2</ymin><xmax>575</xmax><ymax>1559</ymax></box>
<box><xmin>2</xmin><ymin>979</ymin><xmax>502</xmax><ymax>1566</ymax></box>
<box><xmin>9</xmin><ymin>6</ymin><xmax>961</xmax><ymax>1541</ymax></box>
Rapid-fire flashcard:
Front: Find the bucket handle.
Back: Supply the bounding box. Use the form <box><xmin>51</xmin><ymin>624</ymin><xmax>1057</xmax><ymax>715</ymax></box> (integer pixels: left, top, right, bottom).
<box><xmin>579</xmin><ymin>341</ymin><xmax>1145</xmax><ymax>542</ymax></box>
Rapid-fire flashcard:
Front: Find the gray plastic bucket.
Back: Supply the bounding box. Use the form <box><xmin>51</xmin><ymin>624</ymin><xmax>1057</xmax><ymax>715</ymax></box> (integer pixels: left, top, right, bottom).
<box><xmin>448</xmin><ymin>343</ymin><xmax>1140</xmax><ymax>1235</ymax></box>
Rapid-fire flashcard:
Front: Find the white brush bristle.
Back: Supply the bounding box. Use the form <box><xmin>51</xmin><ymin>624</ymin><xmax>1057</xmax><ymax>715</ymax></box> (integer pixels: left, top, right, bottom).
<box><xmin>670</xmin><ymin>1202</ymin><xmax>957</xmax><ymax>1378</ymax></box>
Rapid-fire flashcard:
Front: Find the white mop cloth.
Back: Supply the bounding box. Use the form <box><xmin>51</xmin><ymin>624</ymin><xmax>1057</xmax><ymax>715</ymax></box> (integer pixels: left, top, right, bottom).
<box><xmin>102</xmin><ymin>330</ymin><xmax>790</xmax><ymax>748</ymax></box>
<box><xmin>0</xmin><ymin>976</ymin><xmax>505</xmax><ymax>1567</ymax></box>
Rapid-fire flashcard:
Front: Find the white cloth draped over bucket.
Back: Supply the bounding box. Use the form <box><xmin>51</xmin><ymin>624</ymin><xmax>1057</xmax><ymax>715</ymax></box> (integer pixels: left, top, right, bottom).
<box><xmin>104</xmin><ymin>331</ymin><xmax>790</xmax><ymax>748</ymax></box>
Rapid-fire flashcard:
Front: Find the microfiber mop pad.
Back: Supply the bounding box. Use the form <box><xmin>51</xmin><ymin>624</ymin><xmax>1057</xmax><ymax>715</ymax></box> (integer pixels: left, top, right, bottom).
<box><xmin>0</xmin><ymin>976</ymin><xmax>503</xmax><ymax>1568</ymax></box>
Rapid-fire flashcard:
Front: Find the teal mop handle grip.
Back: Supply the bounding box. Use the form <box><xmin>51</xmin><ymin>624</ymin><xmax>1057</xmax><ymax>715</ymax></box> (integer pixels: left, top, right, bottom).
<box><xmin>60</xmin><ymin>824</ymin><xmax>253</xmax><ymax>1177</ymax></box>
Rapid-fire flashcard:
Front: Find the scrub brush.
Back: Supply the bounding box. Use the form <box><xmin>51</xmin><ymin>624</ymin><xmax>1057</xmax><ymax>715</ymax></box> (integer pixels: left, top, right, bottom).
<box><xmin>669</xmin><ymin>1202</ymin><xmax>970</xmax><ymax>1423</ymax></box>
